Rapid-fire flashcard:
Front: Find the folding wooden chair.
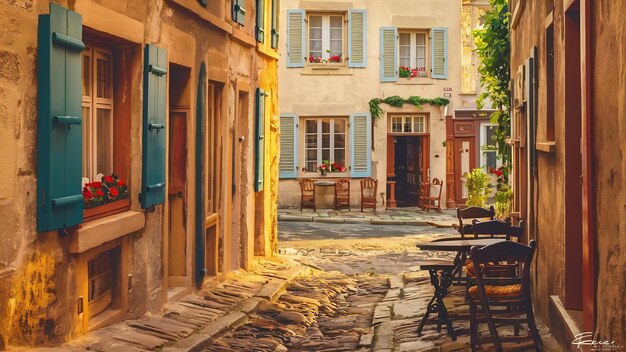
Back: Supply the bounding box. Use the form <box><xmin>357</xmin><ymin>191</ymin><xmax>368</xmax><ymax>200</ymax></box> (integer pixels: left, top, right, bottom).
<box><xmin>360</xmin><ymin>177</ymin><xmax>378</xmax><ymax>212</ymax></box>
<box><xmin>299</xmin><ymin>178</ymin><xmax>315</xmax><ymax>212</ymax></box>
<box><xmin>334</xmin><ymin>178</ymin><xmax>351</xmax><ymax>211</ymax></box>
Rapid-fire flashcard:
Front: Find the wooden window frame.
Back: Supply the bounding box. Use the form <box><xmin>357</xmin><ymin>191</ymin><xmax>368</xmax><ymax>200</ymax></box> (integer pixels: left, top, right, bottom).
<box><xmin>398</xmin><ymin>30</ymin><xmax>430</xmax><ymax>78</ymax></box>
<box><xmin>306</xmin><ymin>12</ymin><xmax>347</xmax><ymax>66</ymax></box>
<box><xmin>387</xmin><ymin>114</ymin><xmax>429</xmax><ymax>135</ymax></box>
<box><xmin>301</xmin><ymin>117</ymin><xmax>350</xmax><ymax>175</ymax></box>
<box><xmin>206</xmin><ymin>82</ymin><xmax>223</xmax><ymax>215</ymax></box>
<box><xmin>480</xmin><ymin>123</ymin><xmax>502</xmax><ymax>171</ymax></box>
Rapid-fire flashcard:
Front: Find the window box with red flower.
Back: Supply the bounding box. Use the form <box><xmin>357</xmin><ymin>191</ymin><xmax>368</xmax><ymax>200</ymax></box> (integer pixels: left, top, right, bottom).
<box><xmin>83</xmin><ymin>174</ymin><xmax>130</xmax><ymax>222</ymax></box>
<box><xmin>317</xmin><ymin>160</ymin><xmax>346</xmax><ymax>176</ymax></box>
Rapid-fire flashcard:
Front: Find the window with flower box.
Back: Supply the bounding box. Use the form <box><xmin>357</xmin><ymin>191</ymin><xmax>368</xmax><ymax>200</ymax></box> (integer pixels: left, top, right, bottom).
<box><xmin>304</xmin><ymin>117</ymin><xmax>348</xmax><ymax>173</ymax></box>
<box><xmin>81</xmin><ymin>40</ymin><xmax>132</xmax><ymax>219</ymax></box>
<box><xmin>389</xmin><ymin>114</ymin><xmax>428</xmax><ymax>134</ymax></box>
<box><xmin>307</xmin><ymin>13</ymin><xmax>344</xmax><ymax>64</ymax></box>
<box><xmin>399</xmin><ymin>31</ymin><xmax>429</xmax><ymax>78</ymax></box>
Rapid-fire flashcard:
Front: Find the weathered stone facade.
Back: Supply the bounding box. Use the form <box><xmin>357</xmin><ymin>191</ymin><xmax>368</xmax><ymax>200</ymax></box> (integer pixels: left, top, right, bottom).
<box><xmin>510</xmin><ymin>0</ymin><xmax>625</xmax><ymax>346</ymax></box>
<box><xmin>0</xmin><ymin>0</ymin><xmax>280</xmax><ymax>347</ymax></box>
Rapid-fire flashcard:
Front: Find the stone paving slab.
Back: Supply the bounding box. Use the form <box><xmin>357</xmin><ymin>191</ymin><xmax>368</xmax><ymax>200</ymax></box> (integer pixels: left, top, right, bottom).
<box><xmin>279</xmin><ymin>208</ymin><xmax>457</xmax><ymax>227</ymax></box>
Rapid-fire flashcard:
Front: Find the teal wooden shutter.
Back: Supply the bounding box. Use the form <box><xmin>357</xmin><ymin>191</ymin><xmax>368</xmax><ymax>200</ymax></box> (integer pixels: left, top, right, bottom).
<box><xmin>255</xmin><ymin>88</ymin><xmax>266</xmax><ymax>192</ymax></box>
<box><xmin>431</xmin><ymin>27</ymin><xmax>448</xmax><ymax>79</ymax></box>
<box><xmin>141</xmin><ymin>44</ymin><xmax>167</xmax><ymax>208</ymax></box>
<box><xmin>270</xmin><ymin>0</ymin><xmax>279</xmax><ymax>48</ymax></box>
<box><xmin>348</xmin><ymin>10</ymin><xmax>366</xmax><ymax>68</ymax></box>
<box><xmin>233</xmin><ymin>0</ymin><xmax>246</xmax><ymax>25</ymax></box>
<box><xmin>255</xmin><ymin>0</ymin><xmax>265</xmax><ymax>42</ymax></box>
<box><xmin>37</xmin><ymin>3</ymin><xmax>85</xmax><ymax>232</ymax></box>
<box><xmin>380</xmin><ymin>27</ymin><xmax>398</xmax><ymax>82</ymax></box>
<box><xmin>195</xmin><ymin>62</ymin><xmax>206</xmax><ymax>287</ymax></box>
<box><xmin>350</xmin><ymin>113</ymin><xmax>372</xmax><ymax>177</ymax></box>
<box><xmin>287</xmin><ymin>9</ymin><xmax>305</xmax><ymax>67</ymax></box>
<box><xmin>279</xmin><ymin>114</ymin><xmax>298</xmax><ymax>179</ymax></box>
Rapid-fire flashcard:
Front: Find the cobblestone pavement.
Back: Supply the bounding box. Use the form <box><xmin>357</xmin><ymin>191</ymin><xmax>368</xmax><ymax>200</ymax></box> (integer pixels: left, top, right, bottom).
<box><xmin>278</xmin><ymin>208</ymin><xmax>458</xmax><ymax>228</ymax></box>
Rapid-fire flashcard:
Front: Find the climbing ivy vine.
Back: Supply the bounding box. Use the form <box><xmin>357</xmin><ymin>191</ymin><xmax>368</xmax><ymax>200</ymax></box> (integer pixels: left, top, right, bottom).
<box><xmin>473</xmin><ymin>0</ymin><xmax>511</xmax><ymax>165</ymax></box>
<box><xmin>369</xmin><ymin>96</ymin><xmax>450</xmax><ymax>121</ymax></box>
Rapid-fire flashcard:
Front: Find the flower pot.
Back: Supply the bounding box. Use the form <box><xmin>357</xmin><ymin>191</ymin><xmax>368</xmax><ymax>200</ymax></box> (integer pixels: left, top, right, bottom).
<box><xmin>83</xmin><ymin>198</ymin><xmax>130</xmax><ymax>223</ymax></box>
<box><xmin>320</xmin><ymin>169</ymin><xmax>326</xmax><ymax>176</ymax></box>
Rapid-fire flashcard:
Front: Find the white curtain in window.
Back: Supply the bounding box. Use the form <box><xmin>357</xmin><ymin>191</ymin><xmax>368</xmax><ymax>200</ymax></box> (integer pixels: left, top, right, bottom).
<box><xmin>399</xmin><ymin>33</ymin><xmax>411</xmax><ymax>67</ymax></box>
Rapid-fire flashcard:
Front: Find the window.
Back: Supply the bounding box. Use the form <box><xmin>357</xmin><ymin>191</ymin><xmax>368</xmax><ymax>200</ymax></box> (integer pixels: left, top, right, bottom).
<box><xmin>398</xmin><ymin>31</ymin><xmax>428</xmax><ymax>77</ymax></box>
<box><xmin>481</xmin><ymin>124</ymin><xmax>500</xmax><ymax>171</ymax></box>
<box><xmin>82</xmin><ymin>45</ymin><xmax>114</xmax><ymax>183</ymax></box>
<box><xmin>304</xmin><ymin>118</ymin><xmax>347</xmax><ymax>172</ymax></box>
<box><xmin>308</xmin><ymin>14</ymin><xmax>344</xmax><ymax>63</ymax></box>
<box><xmin>207</xmin><ymin>82</ymin><xmax>223</xmax><ymax>214</ymax></box>
<box><xmin>389</xmin><ymin>115</ymin><xmax>428</xmax><ymax>133</ymax></box>
<box><xmin>88</xmin><ymin>245</ymin><xmax>120</xmax><ymax>320</ymax></box>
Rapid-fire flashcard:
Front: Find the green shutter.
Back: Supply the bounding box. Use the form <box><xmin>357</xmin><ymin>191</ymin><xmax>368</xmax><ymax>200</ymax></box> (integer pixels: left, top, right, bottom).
<box><xmin>350</xmin><ymin>112</ymin><xmax>371</xmax><ymax>178</ymax></box>
<box><xmin>279</xmin><ymin>114</ymin><xmax>298</xmax><ymax>178</ymax></box>
<box><xmin>348</xmin><ymin>9</ymin><xmax>366</xmax><ymax>68</ymax></box>
<box><xmin>270</xmin><ymin>0</ymin><xmax>279</xmax><ymax>48</ymax></box>
<box><xmin>255</xmin><ymin>0</ymin><xmax>265</xmax><ymax>42</ymax></box>
<box><xmin>380</xmin><ymin>27</ymin><xmax>398</xmax><ymax>82</ymax></box>
<box><xmin>233</xmin><ymin>0</ymin><xmax>246</xmax><ymax>25</ymax></box>
<box><xmin>431</xmin><ymin>27</ymin><xmax>448</xmax><ymax>79</ymax></box>
<box><xmin>286</xmin><ymin>9</ymin><xmax>305</xmax><ymax>67</ymax></box>
<box><xmin>37</xmin><ymin>3</ymin><xmax>85</xmax><ymax>232</ymax></box>
<box><xmin>141</xmin><ymin>44</ymin><xmax>167</xmax><ymax>209</ymax></box>
<box><xmin>255</xmin><ymin>88</ymin><xmax>266</xmax><ymax>192</ymax></box>
<box><xmin>195</xmin><ymin>62</ymin><xmax>207</xmax><ymax>287</ymax></box>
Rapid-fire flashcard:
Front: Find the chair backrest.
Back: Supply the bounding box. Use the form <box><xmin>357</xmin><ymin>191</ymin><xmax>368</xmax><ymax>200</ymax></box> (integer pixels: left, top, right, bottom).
<box><xmin>432</xmin><ymin>178</ymin><xmax>443</xmax><ymax>199</ymax></box>
<box><xmin>299</xmin><ymin>178</ymin><xmax>315</xmax><ymax>195</ymax></box>
<box><xmin>335</xmin><ymin>178</ymin><xmax>350</xmax><ymax>195</ymax></box>
<box><xmin>470</xmin><ymin>240</ymin><xmax>537</xmax><ymax>298</ymax></box>
<box><xmin>360</xmin><ymin>177</ymin><xmax>378</xmax><ymax>197</ymax></box>
<box><xmin>471</xmin><ymin>218</ymin><xmax>513</xmax><ymax>239</ymax></box>
<box><xmin>510</xmin><ymin>220</ymin><xmax>526</xmax><ymax>241</ymax></box>
<box><xmin>457</xmin><ymin>205</ymin><xmax>495</xmax><ymax>237</ymax></box>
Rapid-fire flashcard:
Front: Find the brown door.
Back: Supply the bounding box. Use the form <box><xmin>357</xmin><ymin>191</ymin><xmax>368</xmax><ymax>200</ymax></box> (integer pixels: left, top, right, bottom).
<box><xmin>168</xmin><ymin>109</ymin><xmax>188</xmax><ymax>286</ymax></box>
<box><xmin>454</xmin><ymin>137</ymin><xmax>475</xmax><ymax>205</ymax></box>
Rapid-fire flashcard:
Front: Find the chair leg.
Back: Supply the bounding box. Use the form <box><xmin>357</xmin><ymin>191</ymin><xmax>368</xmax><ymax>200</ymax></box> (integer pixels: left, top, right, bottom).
<box><xmin>481</xmin><ymin>298</ymin><xmax>503</xmax><ymax>352</ymax></box>
<box><xmin>525</xmin><ymin>302</ymin><xmax>544</xmax><ymax>351</ymax></box>
<box><xmin>469</xmin><ymin>299</ymin><xmax>478</xmax><ymax>352</ymax></box>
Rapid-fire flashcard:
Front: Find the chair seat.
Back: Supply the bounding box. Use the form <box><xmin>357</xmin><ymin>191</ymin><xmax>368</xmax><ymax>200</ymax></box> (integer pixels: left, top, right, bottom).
<box><xmin>468</xmin><ymin>284</ymin><xmax>522</xmax><ymax>299</ymax></box>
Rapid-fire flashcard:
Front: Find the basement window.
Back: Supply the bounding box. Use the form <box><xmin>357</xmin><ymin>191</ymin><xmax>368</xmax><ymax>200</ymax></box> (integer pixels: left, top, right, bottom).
<box><xmin>88</xmin><ymin>246</ymin><xmax>121</xmax><ymax>321</ymax></box>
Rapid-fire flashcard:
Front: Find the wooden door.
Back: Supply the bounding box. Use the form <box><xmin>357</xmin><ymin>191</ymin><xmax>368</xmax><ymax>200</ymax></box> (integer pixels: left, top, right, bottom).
<box><xmin>168</xmin><ymin>110</ymin><xmax>187</xmax><ymax>284</ymax></box>
<box><xmin>454</xmin><ymin>137</ymin><xmax>475</xmax><ymax>205</ymax></box>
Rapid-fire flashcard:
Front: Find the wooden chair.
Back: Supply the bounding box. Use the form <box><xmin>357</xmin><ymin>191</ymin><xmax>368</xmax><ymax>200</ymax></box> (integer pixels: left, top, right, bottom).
<box><xmin>334</xmin><ymin>178</ymin><xmax>351</xmax><ymax>211</ymax></box>
<box><xmin>299</xmin><ymin>178</ymin><xmax>316</xmax><ymax>212</ymax></box>
<box><xmin>468</xmin><ymin>240</ymin><xmax>543</xmax><ymax>352</ymax></box>
<box><xmin>360</xmin><ymin>177</ymin><xmax>378</xmax><ymax>212</ymax></box>
<box><xmin>453</xmin><ymin>206</ymin><xmax>496</xmax><ymax>237</ymax></box>
<box><xmin>465</xmin><ymin>219</ymin><xmax>523</xmax><ymax>280</ymax></box>
<box><xmin>420</xmin><ymin>178</ymin><xmax>443</xmax><ymax>212</ymax></box>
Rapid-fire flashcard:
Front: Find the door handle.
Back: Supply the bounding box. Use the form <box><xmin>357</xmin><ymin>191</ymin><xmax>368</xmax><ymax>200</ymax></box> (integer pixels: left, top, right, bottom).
<box><xmin>176</xmin><ymin>191</ymin><xmax>184</xmax><ymax>199</ymax></box>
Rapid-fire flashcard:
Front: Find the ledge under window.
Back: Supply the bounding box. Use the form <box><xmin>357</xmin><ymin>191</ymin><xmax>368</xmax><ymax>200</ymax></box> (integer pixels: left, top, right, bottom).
<box><xmin>301</xmin><ymin>66</ymin><xmax>354</xmax><ymax>75</ymax></box>
<box><xmin>395</xmin><ymin>78</ymin><xmax>436</xmax><ymax>85</ymax></box>
<box><xmin>69</xmin><ymin>210</ymin><xmax>145</xmax><ymax>254</ymax></box>
<box><xmin>536</xmin><ymin>141</ymin><xmax>556</xmax><ymax>153</ymax></box>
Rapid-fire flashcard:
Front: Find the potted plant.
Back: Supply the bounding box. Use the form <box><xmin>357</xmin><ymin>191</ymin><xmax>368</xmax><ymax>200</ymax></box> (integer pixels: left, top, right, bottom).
<box><xmin>489</xmin><ymin>165</ymin><xmax>512</xmax><ymax>218</ymax></box>
<box><xmin>83</xmin><ymin>173</ymin><xmax>130</xmax><ymax>221</ymax></box>
<box><xmin>317</xmin><ymin>160</ymin><xmax>346</xmax><ymax>176</ymax></box>
<box><xmin>399</xmin><ymin>66</ymin><xmax>411</xmax><ymax>78</ymax></box>
<box><xmin>463</xmin><ymin>168</ymin><xmax>491</xmax><ymax>207</ymax></box>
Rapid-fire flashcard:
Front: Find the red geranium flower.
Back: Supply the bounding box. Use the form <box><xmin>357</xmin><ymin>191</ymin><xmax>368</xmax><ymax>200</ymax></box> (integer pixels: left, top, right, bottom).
<box><xmin>104</xmin><ymin>175</ymin><xmax>114</xmax><ymax>183</ymax></box>
<box><xmin>95</xmin><ymin>189</ymin><xmax>104</xmax><ymax>197</ymax></box>
<box><xmin>109</xmin><ymin>187</ymin><xmax>119</xmax><ymax>197</ymax></box>
<box><xmin>83</xmin><ymin>187</ymin><xmax>92</xmax><ymax>199</ymax></box>
<box><xmin>117</xmin><ymin>180</ymin><xmax>124</xmax><ymax>187</ymax></box>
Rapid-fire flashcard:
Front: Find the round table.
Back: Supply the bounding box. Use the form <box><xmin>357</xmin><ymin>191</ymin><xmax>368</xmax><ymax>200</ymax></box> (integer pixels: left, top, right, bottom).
<box><xmin>313</xmin><ymin>181</ymin><xmax>336</xmax><ymax>209</ymax></box>
<box><xmin>416</xmin><ymin>237</ymin><xmax>505</xmax><ymax>251</ymax></box>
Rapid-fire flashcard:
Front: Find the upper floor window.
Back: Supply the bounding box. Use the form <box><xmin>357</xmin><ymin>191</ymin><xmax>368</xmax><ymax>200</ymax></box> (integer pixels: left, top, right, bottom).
<box><xmin>307</xmin><ymin>13</ymin><xmax>345</xmax><ymax>64</ymax></box>
<box><xmin>399</xmin><ymin>31</ymin><xmax>429</xmax><ymax>78</ymax></box>
<box><xmin>389</xmin><ymin>114</ymin><xmax>428</xmax><ymax>134</ymax></box>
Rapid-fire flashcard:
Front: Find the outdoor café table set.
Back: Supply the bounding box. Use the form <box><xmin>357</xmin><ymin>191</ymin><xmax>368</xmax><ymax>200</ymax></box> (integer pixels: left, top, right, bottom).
<box><xmin>414</xmin><ymin>208</ymin><xmax>543</xmax><ymax>352</ymax></box>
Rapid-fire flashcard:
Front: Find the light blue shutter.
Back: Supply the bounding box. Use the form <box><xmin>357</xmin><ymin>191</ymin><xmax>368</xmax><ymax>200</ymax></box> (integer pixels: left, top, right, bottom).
<box><xmin>287</xmin><ymin>9</ymin><xmax>305</xmax><ymax>68</ymax></box>
<box><xmin>233</xmin><ymin>0</ymin><xmax>246</xmax><ymax>25</ymax></box>
<box><xmin>279</xmin><ymin>114</ymin><xmax>298</xmax><ymax>178</ymax></box>
<box><xmin>380</xmin><ymin>27</ymin><xmax>398</xmax><ymax>82</ymax></box>
<box><xmin>350</xmin><ymin>113</ymin><xmax>372</xmax><ymax>178</ymax></box>
<box><xmin>255</xmin><ymin>0</ymin><xmax>265</xmax><ymax>42</ymax></box>
<box><xmin>255</xmin><ymin>88</ymin><xmax>266</xmax><ymax>191</ymax></box>
<box><xmin>348</xmin><ymin>9</ymin><xmax>367</xmax><ymax>68</ymax></box>
<box><xmin>37</xmin><ymin>3</ymin><xmax>85</xmax><ymax>232</ymax></box>
<box><xmin>431</xmin><ymin>27</ymin><xmax>448</xmax><ymax>79</ymax></box>
<box><xmin>141</xmin><ymin>44</ymin><xmax>167</xmax><ymax>208</ymax></box>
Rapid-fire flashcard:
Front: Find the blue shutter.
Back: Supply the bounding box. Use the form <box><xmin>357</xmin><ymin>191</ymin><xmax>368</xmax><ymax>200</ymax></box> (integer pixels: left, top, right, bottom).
<box><xmin>270</xmin><ymin>0</ymin><xmax>279</xmax><ymax>48</ymax></box>
<box><xmin>286</xmin><ymin>9</ymin><xmax>305</xmax><ymax>68</ymax></box>
<box><xmin>431</xmin><ymin>27</ymin><xmax>448</xmax><ymax>79</ymax></box>
<box><xmin>255</xmin><ymin>0</ymin><xmax>265</xmax><ymax>42</ymax></box>
<box><xmin>37</xmin><ymin>3</ymin><xmax>85</xmax><ymax>232</ymax></box>
<box><xmin>233</xmin><ymin>0</ymin><xmax>246</xmax><ymax>25</ymax></box>
<box><xmin>279</xmin><ymin>114</ymin><xmax>298</xmax><ymax>179</ymax></box>
<box><xmin>141</xmin><ymin>44</ymin><xmax>167</xmax><ymax>208</ymax></box>
<box><xmin>195</xmin><ymin>63</ymin><xmax>206</xmax><ymax>287</ymax></box>
<box><xmin>350</xmin><ymin>112</ymin><xmax>372</xmax><ymax>178</ymax></box>
<box><xmin>348</xmin><ymin>9</ymin><xmax>367</xmax><ymax>68</ymax></box>
<box><xmin>380</xmin><ymin>27</ymin><xmax>398</xmax><ymax>82</ymax></box>
<box><xmin>255</xmin><ymin>88</ymin><xmax>266</xmax><ymax>192</ymax></box>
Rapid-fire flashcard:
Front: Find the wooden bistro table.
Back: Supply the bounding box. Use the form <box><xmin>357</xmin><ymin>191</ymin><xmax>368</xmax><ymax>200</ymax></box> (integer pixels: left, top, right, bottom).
<box><xmin>415</xmin><ymin>238</ymin><xmax>505</xmax><ymax>340</ymax></box>
<box><xmin>313</xmin><ymin>181</ymin><xmax>336</xmax><ymax>209</ymax></box>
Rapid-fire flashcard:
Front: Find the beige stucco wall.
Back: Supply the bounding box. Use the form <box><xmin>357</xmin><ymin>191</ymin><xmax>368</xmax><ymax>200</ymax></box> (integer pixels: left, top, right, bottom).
<box><xmin>0</xmin><ymin>0</ymin><xmax>279</xmax><ymax>347</ymax></box>
<box><xmin>277</xmin><ymin>0</ymin><xmax>484</xmax><ymax>209</ymax></box>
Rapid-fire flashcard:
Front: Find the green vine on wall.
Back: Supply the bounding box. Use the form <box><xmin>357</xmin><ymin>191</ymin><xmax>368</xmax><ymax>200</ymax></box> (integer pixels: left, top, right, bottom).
<box><xmin>369</xmin><ymin>96</ymin><xmax>450</xmax><ymax>120</ymax></box>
